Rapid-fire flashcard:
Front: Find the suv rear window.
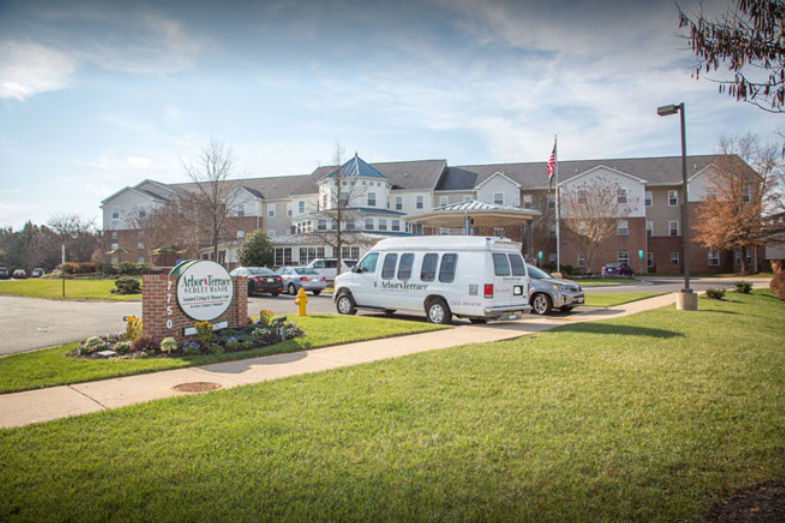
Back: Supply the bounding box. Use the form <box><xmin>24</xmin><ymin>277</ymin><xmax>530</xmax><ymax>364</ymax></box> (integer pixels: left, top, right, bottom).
<box><xmin>493</xmin><ymin>253</ymin><xmax>511</xmax><ymax>276</ymax></box>
<box><xmin>438</xmin><ymin>253</ymin><xmax>458</xmax><ymax>283</ymax></box>
<box><xmin>508</xmin><ymin>254</ymin><xmax>526</xmax><ymax>276</ymax></box>
<box><xmin>421</xmin><ymin>253</ymin><xmax>438</xmax><ymax>281</ymax></box>
<box><xmin>381</xmin><ymin>253</ymin><xmax>398</xmax><ymax>280</ymax></box>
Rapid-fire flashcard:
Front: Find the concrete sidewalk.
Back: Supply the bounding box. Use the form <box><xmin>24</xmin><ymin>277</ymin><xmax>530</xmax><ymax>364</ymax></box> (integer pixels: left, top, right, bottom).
<box><xmin>0</xmin><ymin>292</ymin><xmax>682</xmax><ymax>429</ymax></box>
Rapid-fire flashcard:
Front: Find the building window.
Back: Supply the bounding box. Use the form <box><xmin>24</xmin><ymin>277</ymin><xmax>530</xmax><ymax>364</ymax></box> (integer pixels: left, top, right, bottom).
<box><xmin>395</xmin><ymin>196</ymin><xmax>403</xmax><ymax>210</ymax></box>
<box><xmin>379</xmin><ymin>219</ymin><xmax>388</xmax><ymax>231</ymax></box>
<box><xmin>298</xmin><ymin>200</ymin><xmax>305</xmax><ymax>214</ymax></box>
<box><xmin>617</xmin><ymin>220</ymin><xmax>629</xmax><ymax>236</ymax></box>
<box><xmin>138</xmin><ymin>257</ymin><xmax>145</xmax><ymax>263</ymax></box>
<box><xmin>646</xmin><ymin>221</ymin><xmax>653</xmax><ymax>237</ymax></box>
<box><xmin>578</xmin><ymin>221</ymin><xmax>586</xmax><ymax>236</ymax></box>
<box><xmin>405</xmin><ymin>222</ymin><xmax>411</xmax><ymax>233</ymax></box>
<box><xmin>137</xmin><ymin>241</ymin><xmax>145</xmax><ymax>250</ymax></box>
<box><xmin>618</xmin><ymin>251</ymin><xmax>630</xmax><ymax>264</ymax></box>
<box><xmin>111</xmin><ymin>206</ymin><xmax>119</xmax><ymax>220</ymax></box>
<box><xmin>341</xmin><ymin>246</ymin><xmax>360</xmax><ymax>259</ymax></box>
<box><xmin>392</xmin><ymin>219</ymin><xmax>401</xmax><ymax>231</ymax></box>
<box><xmin>268</xmin><ymin>230</ymin><xmax>275</xmax><ymax>238</ymax></box>
<box><xmin>463</xmin><ymin>195</ymin><xmax>472</xmax><ymax>202</ymax></box>
<box><xmin>669</xmin><ymin>220</ymin><xmax>680</xmax><ymax>237</ymax></box>
<box><xmin>668</xmin><ymin>190</ymin><xmax>678</xmax><ymax>207</ymax></box>
<box><xmin>494</xmin><ymin>227</ymin><xmax>505</xmax><ymax>237</ymax></box>
<box><xmin>742</xmin><ymin>185</ymin><xmax>751</xmax><ymax>203</ymax></box>
<box><xmin>493</xmin><ymin>192</ymin><xmax>504</xmax><ymax>205</ymax></box>
<box><xmin>549</xmin><ymin>224</ymin><xmax>556</xmax><ymax>239</ymax></box>
<box><xmin>617</xmin><ymin>188</ymin><xmax>627</xmax><ymax>204</ymax></box>
<box><xmin>275</xmin><ymin>248</ymin><xmax>293</xmax><ymax>266</ymax></box>
<box><xmin>138</xmin><ymin>205</ymin><xmax>146</xmax><ymax>218</ymax></box>
<box><xmin>368</xmin><ymin>192</ymin><xmax>377</xmax><ymax>207</ymax></box>
<box><xmin>236</xmin><ymin>230</ymin><xmax>245</xmax><ymax>239</ymax></box>
<box><xmin>346</xmin><ymin>220</ymin><xmax>356</xmax><ymax>231</ymax></box>
<box><xmin>577</xmin><ymin>252</ymin><xmax>586</xmax><ymax>268</ymax></box>
<box><xmin>440</xmin><ymin>196</ymin><xmax>449</xmax><ymax>207</ymax></box>
<box><xmin>577</xmin><ymin>190</ymin><xmax>587</xmax><ymax>204</ymax></box>
<box><xmin>340</xmin><ymin>191</ymin><xmax>349</xmax><ymax>202</ymax></box>
<box><xmin>523</xmin><ymin>194</ymin><xmax>533</xmax><ymax>206</ymax></box>
<box><xmin>111</xmin><ymin>231</ymin><xmax>119</xmax><ymax>240</ymax></box>
<box><xmin>111</xmin><ymin>243</ymin><xmax>119</xmax><ymax>250</ymax></box>
<box><xmin>416</xmin><ymin>195</ymin><xmax>424</xmax><ymax>209</ymax></box>
<box><xmin>321</xmin><ymin>194</ymin><xmax>327</xmax><ymax>209</ymax></box>
<box><xmin>647</xmin><ymin>252</ymin><xmax>654</xmax><ymax>268</ymax></box>
<box><xmin>365</xmin><ymin>218</ymin><xmax>373</xmax><ymax>230</ymax></box>
<box><xmin>440</xmin><ymin>227</ymin><xmax>450</xmax><ymax>236</ymax></box>
<box><xmin>548</xmin><ymin>195</ymin><xmax>556</xmax><ymax>209</ymax></box>
<box><xmin>645</xmin><ymin>191</ymin><xmax>652</xmax><ymax>207</ymax></box>
<box><xmin>236</xmin><ymin>203</ymin><xmax>245</xmax><ymax>217</ymax></box>
<box><xmin>287</xmin><ymin>203</ymin><xmax>293</xmax><ymax>217</ymax></box>
<box><xmin>671</xmin><ymin>252</ymin><xmax>679</xmax><ymax>264</ymax></box>
<box><xmin>268</xmin><ymin>204</ymin><xmax>276</xmax><ymax>218</ymax></box>
<box><xmin>317</xmin><ymin>219</ymin><xmax>327</xmax><ymax>231</ymax></box>
<box><xmin>708</xmin><ymin>250</ymin><xmax>720</xmax><ymax>267</ymax></box>
<box><xmin>706</xmin><ymin>187</ymin><xmax>717</xmax><ymax>200</ymax></box>
<box><xmin>299</xmin><ymin>248</ymin><xmax>320</xmax><ymax>265</ymax></box>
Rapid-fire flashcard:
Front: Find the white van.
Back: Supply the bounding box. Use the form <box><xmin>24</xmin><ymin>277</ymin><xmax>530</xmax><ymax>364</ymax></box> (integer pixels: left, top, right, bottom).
<box><xmin>307</xmin><ymin>258</ymin><xmax>357</xmax><ymax>283</ymax></box>
<box><xmin>333</xmin><ymin>236</ymin><xmax>530</xmax><ymax>324</ymax></box>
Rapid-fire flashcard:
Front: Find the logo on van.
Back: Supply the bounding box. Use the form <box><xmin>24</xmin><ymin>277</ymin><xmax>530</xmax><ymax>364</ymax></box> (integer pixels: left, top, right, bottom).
<box><xmin>381</xmin><ymin>281</ymin><xmax>429</xmax><ymax>291</ymax></box>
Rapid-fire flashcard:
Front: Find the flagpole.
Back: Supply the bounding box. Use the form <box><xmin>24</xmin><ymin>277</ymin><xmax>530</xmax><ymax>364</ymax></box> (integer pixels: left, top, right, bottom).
<box><xmin>554</xmin><ymin>135</ymin><xmax>560</xmax><ymax>274</ymax></box>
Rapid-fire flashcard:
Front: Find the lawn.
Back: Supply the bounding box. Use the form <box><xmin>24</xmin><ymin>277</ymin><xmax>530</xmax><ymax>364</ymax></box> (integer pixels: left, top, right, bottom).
<box><xmin>583</xmin><ymin>292</ymin><xmax>664</xmax><ymax>307</ymax></box>
<box><xmin>1</xmin><ymin>291</ymin><xmax>783</xmax><ymax>522</ymax></box>
<box><xmin>0</xmin><ymin>315</ymin><xmax>448</xmax><ymax>394</ymax></box>
<box><xmin>0</xmin><ymin>278</ymin><xmax>140</xmax><ymax>301</ymax></box>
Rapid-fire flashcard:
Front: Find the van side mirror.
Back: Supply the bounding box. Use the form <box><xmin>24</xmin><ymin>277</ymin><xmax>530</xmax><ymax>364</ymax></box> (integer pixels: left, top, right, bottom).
<box><xmin>352</xmin><ymin>266</ymin><xmax>362</xmax><ymax>273</ymax></box>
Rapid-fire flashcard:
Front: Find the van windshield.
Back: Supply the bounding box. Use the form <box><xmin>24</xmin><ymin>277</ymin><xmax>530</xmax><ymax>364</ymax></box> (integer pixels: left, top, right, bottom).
<box><xmin>357</xmin><ymin>253</ymin><xmax>379</xmax><ymax>273</ymax></box>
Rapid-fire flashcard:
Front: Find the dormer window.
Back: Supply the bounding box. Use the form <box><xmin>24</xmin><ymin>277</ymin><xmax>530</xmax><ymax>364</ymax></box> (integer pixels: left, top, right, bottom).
<box><xmin>237</xmin><ymin>203</ymin><xmax>245</xmax><ymax>217</ymax></box>
<box><xmin>368</xmin><ymin>192</ymin><xmax>377</xmax><ymax>207</ymax></box>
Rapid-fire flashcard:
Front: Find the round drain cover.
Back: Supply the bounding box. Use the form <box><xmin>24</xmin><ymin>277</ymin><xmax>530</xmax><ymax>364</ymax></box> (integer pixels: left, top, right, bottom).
<box><xmin>173</xmin><ymin>382</ymin><xmax>222</xmax><ymax>393</ymax></box>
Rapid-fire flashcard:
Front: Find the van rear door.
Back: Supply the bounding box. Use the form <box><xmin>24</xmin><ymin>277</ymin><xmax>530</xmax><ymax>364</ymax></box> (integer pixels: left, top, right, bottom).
<box><xmin>491</xmin><ymin>253</ymin><xmax>515</xmax><ymax>308</ymax></box>
<box><xmin>507</xmin><ymin>253</ymin><xmax>529</xmax><ymax>305</ymax></box>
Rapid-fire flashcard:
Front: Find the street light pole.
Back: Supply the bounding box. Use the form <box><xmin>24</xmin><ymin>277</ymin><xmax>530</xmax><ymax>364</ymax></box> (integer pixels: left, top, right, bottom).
<box><xmin>657</xmin><ymin>102</ymin><xmax>697</xmax><ymax>311</ymax></box>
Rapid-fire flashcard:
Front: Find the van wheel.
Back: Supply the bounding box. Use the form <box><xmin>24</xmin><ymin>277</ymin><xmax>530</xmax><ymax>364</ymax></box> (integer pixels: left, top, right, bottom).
<box><xmin>469</xmin><ymin>318</ymin><xmax>488</xmax><ymax>324</ymax></box>
<box><xmin>531</xmin><ymin>293</ymin><xmax>553</xmax><ymax>315</ymax></box>
<box><xmin>426</xmin><ymin>298</ymin><xmax>452</xmax><ymax>325</ymax></box>
<box><xmin>312</xmin><ymin>290</ymin><xmax>321</xmax><ymax>296</ymax></box>
<box><xmin>384</xmin><ymin>310</ymin><xmax>396</xmax><ymax>315</ymax></box>
<box><xmin>336</xmin><ymin>293</ymin><xmax>357</xmax><ymax>315</ymax></box>
<box><xmin>288</xmin><ymin>283</ymin><xmax>297</xmax><ymax>295</ymax></box>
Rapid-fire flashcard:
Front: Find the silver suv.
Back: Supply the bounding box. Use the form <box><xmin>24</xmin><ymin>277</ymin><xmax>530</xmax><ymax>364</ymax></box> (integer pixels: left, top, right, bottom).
<box><xmin>527</xmin><ymin>264</ymin><xmax>584</xmax><ymax>315</ymax></box>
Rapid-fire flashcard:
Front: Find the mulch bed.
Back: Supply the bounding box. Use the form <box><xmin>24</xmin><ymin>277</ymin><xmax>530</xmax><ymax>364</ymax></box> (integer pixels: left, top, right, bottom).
<box><xmin>708</xmin><ymin>480</ymin><xmax>785</xmax><ymax>522</ymax></box>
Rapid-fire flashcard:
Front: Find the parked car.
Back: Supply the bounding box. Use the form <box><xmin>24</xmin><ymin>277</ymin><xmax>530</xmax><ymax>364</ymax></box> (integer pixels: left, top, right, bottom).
<box><xmin>334</xmin><ymin>236</ymin><xmax>531</xmax><ymax>324</ymax></box>
<box><xmin>0</xmin><ymin>267</ymin><xmax>9</xmax><ymax>280</ymax></box>
<box><xmin>307</xmin><ymin>258</ymin><xmax>358</xmax><ymax>282</ymax></box>
<box><xmin>526</xmin><ymin>264</ymin><xmax>584</xmax><ymax>315</ymax></box>
<box><xmin>229</xmin><ymin>267</ymin><xmax>283</xmax><ymax>297</ymax></box>
<box><xmin>12</xmin><ymin>269</ymin><xmax>27</xmax><ymax>279</ymax></box>
<box><xmin>276</xmin><ymin>267</ymin><xmax>327</xmax><ymax>296</ymax></box>
<box><xmin>31</xmin><ymin>268</ymin><xmax>45</xmax><ymax>278</ymax></box>
<box><xmin>601</xmin><ymin>263</ymin><xmax>634</xmax><ymax>277</ymax></box>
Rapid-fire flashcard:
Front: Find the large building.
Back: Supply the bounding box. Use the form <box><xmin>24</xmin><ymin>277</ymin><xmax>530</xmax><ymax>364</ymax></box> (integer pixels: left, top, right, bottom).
<box><xmin>100</xmin><ymin>152</ymin><xmax>762</xmax><ymax>273</ymax></box>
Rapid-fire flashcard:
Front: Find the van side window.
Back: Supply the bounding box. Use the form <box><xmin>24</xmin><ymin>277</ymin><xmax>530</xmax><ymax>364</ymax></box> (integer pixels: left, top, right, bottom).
<box><xmin>439</xmin><ymin>253</ymin><xmax>458</xmax><ymax>283</ymax></box>
<box><xmin>382</xmin><ymin>253</ymin><xmax>398</xmax><ymax>280</ymax></box>
<box><xmin>357</xmin><ymin>252</ymin><xmax>379</xmax><ymax>273</ymax></box>
<box><xmin>493</xmin><ymin>253</ymin><xmax>511</xmax><ymax>276</ymax></box>
<box><xmin>326</xmin><ymin>260</ymin><xmax>336</xmax><ymax>268</ymax></box>
<box><xmin>509</xmin><ymin>254</ymin><xmax>526</xmax><ymax>276</ymax></box>
<box><xmin>312</xmin><ymin>261</ymin><xmax>325</xmax><ymax>268</ymax></box>
<box><xmin>398</xmin><ymin>253</ymin><xmax>414</xmax><ymax>280</ymax></box>
<box><xmin>421</xmin><ymin>253</ymin><xmax>438</xmax><ymax>281</ymax></box>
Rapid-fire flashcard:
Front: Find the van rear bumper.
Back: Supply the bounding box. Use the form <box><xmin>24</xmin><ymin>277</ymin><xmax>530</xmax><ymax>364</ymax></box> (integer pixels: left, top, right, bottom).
<box><xmin>483</xmin><ymin>304</ymin><xmax>531</xmax><ymax>317</ymax></box>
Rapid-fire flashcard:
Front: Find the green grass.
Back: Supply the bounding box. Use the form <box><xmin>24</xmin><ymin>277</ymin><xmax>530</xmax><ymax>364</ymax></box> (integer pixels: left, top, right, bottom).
<box><xmin>583</xmin><ymin>292</ymin><xmax>664</xmax><ymax>307</ymax></box>
<box><xmin>0</xmin><ymin>291</ymin><xmax>783</xmax><ymax>522</ymax></box>
<box><xmin>0</xmin><ymin>315</ymin><xmax>447</xmax><ymax>394</ymax></box>
<box><xmin>0</xmin><ymin>278</ymin><xmax>140</xmax><ymax>301</ymax></box>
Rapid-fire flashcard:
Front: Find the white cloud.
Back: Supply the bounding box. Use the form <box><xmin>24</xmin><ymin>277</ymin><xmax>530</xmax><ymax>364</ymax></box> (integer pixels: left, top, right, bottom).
<box><xmin>0</xmin><ymin>41</ymin><xmax>77</xmax><ymax>101</ymax></box>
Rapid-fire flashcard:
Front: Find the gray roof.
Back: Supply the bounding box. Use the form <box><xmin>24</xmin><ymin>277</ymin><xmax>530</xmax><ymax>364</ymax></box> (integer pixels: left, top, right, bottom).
<box><xmin>456</xmin><ymin>154</ymin><xmax>730</xmax><ymax>190</ymax></box>
<box><xmin>292</xmin><ymin>159</ymin><xmax>447</xmax><ymax>195</ymax></box>
<box><xmin>171</xmin><ymin>174</ymin><xmax>309</xmax><ymax>200</ymax></box>
<box><xmin>323</xmin><ymin>154</ymin><xmax>390</xmax><ymax>181</ymax></box>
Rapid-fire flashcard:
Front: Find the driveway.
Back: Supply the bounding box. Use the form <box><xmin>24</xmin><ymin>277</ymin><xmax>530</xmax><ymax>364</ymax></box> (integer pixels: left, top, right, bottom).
<box><xmin>0</xmin><ymin>296</ymin><xmax>141</xmax><ymax>356</ymax></box>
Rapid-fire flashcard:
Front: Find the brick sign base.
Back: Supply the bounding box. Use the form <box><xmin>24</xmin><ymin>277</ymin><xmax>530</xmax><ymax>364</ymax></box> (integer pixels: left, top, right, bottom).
<box><xmin>142</xmin><ymin>274</ymin><xmax>248</xmax><ymax>341</ymax></box>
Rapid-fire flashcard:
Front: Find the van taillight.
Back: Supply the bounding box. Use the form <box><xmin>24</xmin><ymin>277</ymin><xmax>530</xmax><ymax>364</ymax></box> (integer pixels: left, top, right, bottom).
<box><xmin>321</xmin><ymin>277</ymin><xmax>326</xmax><ymax>282</ymax></box>
<box><xmin>484</xmin><ymin>284</ymin><xmax>494</xmax><ymax>298</ymax></box>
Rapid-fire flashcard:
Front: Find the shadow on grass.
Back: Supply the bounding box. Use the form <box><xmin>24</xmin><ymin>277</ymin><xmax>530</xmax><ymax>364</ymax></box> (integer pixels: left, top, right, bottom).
<box><xmin>557</xmin><ymin>323</ymin><xmax>684</xmax><ymax>339</ymax></box>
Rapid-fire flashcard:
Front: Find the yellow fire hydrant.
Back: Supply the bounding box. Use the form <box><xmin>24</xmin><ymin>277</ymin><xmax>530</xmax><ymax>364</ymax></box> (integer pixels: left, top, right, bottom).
<box><xmin>295</xmin><ymin>287</ymin><xmax>308</xmax><ymax>316</ymax></box>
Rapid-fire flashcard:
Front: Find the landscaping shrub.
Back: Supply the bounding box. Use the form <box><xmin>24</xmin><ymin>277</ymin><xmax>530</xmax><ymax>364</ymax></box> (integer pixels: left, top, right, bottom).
<box><xmin>559</xmin><ymin>264</ymin><xmax>583</xmax><ymax>276</ymax></box>
<box><xmin>131</xmin><ymin>335</ymin><xmax>159</xmax><ymax>353</ymax></box>
<box><xmin>113</xmin><ymin>277</ymin><xmax>141</xmax><ymax>294</ymax></box>
<box><xmin>160</xmin><ymin>337</ymin><xmax>178</xmax><ymax>354</ymax></box>
<box><xmin>771</xmin><ymin>270</ymin><xmax>785</xmax><ymax>300</ymax></box>
<box><xmin>706</xmin><ymin>288</ymin><xmax>726</xmax><ymax>300</ymax></box>
<box><xmin>60</xmin><ymin>262</ymin><xmax>100</xmax><ymax>275</ymax></box>
<box><xmin>734</xmin><ymin>281</ymin><xmax>752</xmax><ymax>294</ymax></box>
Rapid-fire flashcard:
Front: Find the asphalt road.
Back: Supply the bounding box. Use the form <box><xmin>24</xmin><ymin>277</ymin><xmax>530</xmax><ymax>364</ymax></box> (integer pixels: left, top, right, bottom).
<box><xmin>0</xmin><ymin>276</ymin><xmax>771</xmax><ymax>355</ymax></box>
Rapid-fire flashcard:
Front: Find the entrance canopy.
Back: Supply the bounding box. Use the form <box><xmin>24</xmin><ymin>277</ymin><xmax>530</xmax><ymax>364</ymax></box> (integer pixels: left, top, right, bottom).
<box><xmin>404</xmin><ymin>200</ymin><xmax>541</xmax><ymax>229</ymax></box>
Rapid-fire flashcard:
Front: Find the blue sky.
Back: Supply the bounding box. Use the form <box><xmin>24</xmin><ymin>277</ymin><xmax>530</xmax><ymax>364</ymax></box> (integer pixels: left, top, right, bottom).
<box><xmin>0</xmin><ymin>0</ymin><xmax>781</xmax><ymax>229</ymax></box>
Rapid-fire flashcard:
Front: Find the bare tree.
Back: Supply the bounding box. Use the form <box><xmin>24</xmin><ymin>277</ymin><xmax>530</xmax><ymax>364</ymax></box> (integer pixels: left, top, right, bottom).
<box><xmin>560</xmin><ymin>177</ymin><xmax>633</xmax><ymax>273</ymax></box>
<box><xmin>678</xmin><ymin>0</ymin><xmax>785</xmax><ymax>113</ymax></box>
<box><xmin>47</xmin><ymin>213</ymin><xmax>100</xmax><ymax>263</ymax></box>
<box><xmin>309</xmin><ymin>142</ymin><xmax>367</xmax><ymax>271</ymax></box>
<box><xmin>694</xmin><ymin>134</ymin><xmax>779</xmax><ymax>274</ymax></box>
<box><xmin>180</xmin><ymin>138</ymin><xmax>240</xmax><ymax>263</ymax></box>
<box><xmin>527</xmin><ymin>192</ymin><xmax>556</xmax><ymax>262</ymax></box>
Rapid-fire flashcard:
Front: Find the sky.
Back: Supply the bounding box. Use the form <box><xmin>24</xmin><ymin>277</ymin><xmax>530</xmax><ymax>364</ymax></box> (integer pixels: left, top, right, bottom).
<box><xmin>0</xmin><ymin>0</ymin><xmax>782</xmax><ymax>230</ymax></box>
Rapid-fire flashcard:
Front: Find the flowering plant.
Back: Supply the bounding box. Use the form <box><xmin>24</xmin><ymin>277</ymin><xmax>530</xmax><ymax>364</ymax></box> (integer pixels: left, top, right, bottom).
<box><xmin>125</xmin><ymin>315</ymin><xmax>143</xmax><ymax>342</ymax></box>
<box><xmin>194</xmin><ymin>321</ymin><xmax>214</xmax><ymax>344</ymax></box>
<box><xmin>258</xmin><ymin>309</ymin><xmax>275</xmax><ymax>327</ymax></box>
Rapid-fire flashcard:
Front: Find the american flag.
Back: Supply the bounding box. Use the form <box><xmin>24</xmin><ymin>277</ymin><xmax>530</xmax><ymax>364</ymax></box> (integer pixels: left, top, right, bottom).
<box><xmin>547</xmin><ymin>142</ymin><xmax>556</xmax><ymax>180</ymax></box>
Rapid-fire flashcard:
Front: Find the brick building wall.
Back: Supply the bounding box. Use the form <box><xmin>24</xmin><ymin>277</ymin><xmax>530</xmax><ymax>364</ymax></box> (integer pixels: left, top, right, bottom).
<box><xmin>142</xmin><ymin>274</ymin><xmax>249</xmax><ymax>341</ymax></box>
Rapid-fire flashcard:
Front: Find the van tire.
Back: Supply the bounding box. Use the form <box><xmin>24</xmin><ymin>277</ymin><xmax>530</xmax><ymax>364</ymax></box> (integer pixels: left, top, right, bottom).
<box><xmin>336</xmin><ymin>293</ymin><xmax>357</xmax><ymax>315</ymax></box>
<box><xmin>531</xmin><ymin>293</ymin><xmax>553</xmax><ymax>315</ymax></box>
<box><xmin>426</xmin><ymin>298</ymin><xmax>452</xmax><ymax>325</ymax></box>
<box><xmin>384</xmin><ymin>310</ymin><xmax>396</xmax><ymax>315</ymax></box>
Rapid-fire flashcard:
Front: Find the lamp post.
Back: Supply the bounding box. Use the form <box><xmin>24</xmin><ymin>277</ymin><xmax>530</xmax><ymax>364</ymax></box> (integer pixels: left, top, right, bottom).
<box><xmin>657</xmin><ymin>102</ymin><xmax>697</xmax><ymax>310</ymax></box>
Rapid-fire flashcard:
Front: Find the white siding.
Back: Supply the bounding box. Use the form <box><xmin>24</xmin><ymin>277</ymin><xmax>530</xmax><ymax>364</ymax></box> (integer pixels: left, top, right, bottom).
<box><xmin>561</xmin><ymin>168</ymin><xmax>645</xmax><ymax>218</ymax></box>
<box><xmin>476</xmin><ymin>175</ymin><xmax>520</xmax><ymax>207</ymax></box>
